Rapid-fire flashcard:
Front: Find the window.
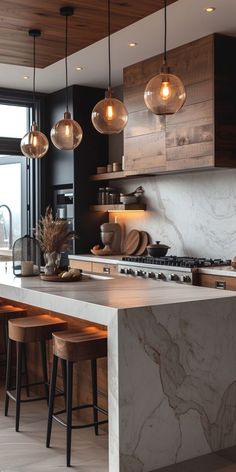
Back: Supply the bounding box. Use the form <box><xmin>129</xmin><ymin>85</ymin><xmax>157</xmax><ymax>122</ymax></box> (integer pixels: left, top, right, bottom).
<box><xmin>0</xmin><ymin>156</ymin><xmax>26</xmax><ymax>248</ymax></box>
<box><xmin>0</xmin><ymin>104</ymin><xmax>29</xmax><ymax>138</ymax></box>
<box><xmin>0</xmin><ymin>90</ymin><xmax>45</xmax><ymax>240</ymax></box>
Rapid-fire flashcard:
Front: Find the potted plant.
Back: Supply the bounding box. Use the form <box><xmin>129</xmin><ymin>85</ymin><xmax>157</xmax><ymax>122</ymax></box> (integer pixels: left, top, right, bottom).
<box><xmin>36</xmin><ymin>207</ymin><xmax>76</xmax><ymax>276</ymax></box>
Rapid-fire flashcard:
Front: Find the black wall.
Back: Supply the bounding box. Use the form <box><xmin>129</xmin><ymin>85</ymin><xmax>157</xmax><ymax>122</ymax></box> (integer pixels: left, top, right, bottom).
<box><xmin>42</xmin><ymin>84</ymin><xmax>108</xmax><ymax>253</ymax></box>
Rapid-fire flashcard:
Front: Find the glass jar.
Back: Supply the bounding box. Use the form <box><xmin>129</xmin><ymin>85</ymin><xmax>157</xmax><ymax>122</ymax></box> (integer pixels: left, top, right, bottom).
<box><xmin>105</xmin><ymin>187</ymin><xmax>112</xmax><ymax>204</ymax></box>
<box><xmin>98</xmin><ymin>187</ymin><xmax>105</xmax><ymax>205</ymax></box>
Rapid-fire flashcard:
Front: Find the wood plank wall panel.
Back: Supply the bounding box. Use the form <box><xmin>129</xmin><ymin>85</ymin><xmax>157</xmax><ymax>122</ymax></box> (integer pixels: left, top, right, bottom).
<box><xmin>0</xmin><ymin>0</ymin><xmax>177</xmax><ymax>68</ymax></box>
<box><xmin>123</xmin><ymin>35</ymin><xmax>215</xmax><ymax>173</ymax></box>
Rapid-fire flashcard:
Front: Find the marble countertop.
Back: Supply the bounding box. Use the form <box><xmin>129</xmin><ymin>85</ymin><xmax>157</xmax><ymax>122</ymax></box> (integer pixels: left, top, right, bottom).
<box><xmin>198</xmin><ymin>266</ymin><xmax>236</xmax><ymax>277</ymax></box>
<box><xmin>68</xmin><ymin>254</ymin><xmax>123</xmax><ymax>264</ymax></box>
<box><xmin>0</xmin><ymin>265</ymin><xmax>235</xmax><ymax>326</ymax></box>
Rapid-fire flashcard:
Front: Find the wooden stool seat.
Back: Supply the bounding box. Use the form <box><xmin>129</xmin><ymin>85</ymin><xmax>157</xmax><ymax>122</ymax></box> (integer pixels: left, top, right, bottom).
<box><xmin>9</xmin><ymin>314</ymin><xmax>68</xmax><ymax>343</ymax></box>
<box><xmin>47</xmin><ymin>326</ymin><xmax>108</xmax><ymax>466</ymax></box>
<box><xmin>5</xmin><ymin>314</ymin><xmax>68</xmax><ymax>432</ymax></box>
<box><xmin>53</xmin><ymin>327</ymin><xmax>107</xmax><ymax>362</ymax></box>
<box><xmin>0</xmin><ymin>305</ymin><xmax>27</xmax><ymax>321</ymax></box>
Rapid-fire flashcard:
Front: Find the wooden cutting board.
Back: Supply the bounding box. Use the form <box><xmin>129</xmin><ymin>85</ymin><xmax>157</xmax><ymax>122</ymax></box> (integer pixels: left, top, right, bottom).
<box><xmin>135</xmin><ymin>231</ymin><xmax>149</xmax><ymax>256</ymax></box>
<box><xmin>124</xmin><ymin>229</ymin><xmax>141</xmax><ymax>255</ymax></box>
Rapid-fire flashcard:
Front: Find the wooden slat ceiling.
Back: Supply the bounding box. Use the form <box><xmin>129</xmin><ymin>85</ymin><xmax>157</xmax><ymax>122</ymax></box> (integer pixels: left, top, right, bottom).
<box><xmin>0</xmin><ymin>0</ymin><xmax>178</xmax><ymax>68</ymax></box>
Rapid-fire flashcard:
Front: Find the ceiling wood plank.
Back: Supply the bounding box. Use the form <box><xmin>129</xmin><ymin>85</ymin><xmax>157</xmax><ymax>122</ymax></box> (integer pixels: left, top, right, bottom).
<box><xmin>0</xmin><ymin>0</ymin><xmax>178</xmax><ymax>68</ymax></box>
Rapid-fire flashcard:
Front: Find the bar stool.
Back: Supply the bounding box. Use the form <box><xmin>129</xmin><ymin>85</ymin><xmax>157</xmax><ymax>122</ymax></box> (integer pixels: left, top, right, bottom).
<box><xmin>5</xmin><ymin>314</ymin><xmax>68</xmax><ymax>432</ymax></box>
<box><xmin>46</xmin><ymin>326</ymin><xmax>108</xmax><ymax>467</ymax></box>
<box><xmin>0</xmin><ymin>304</ymin><xmax>28</xmax><ymax>371</ymax></box>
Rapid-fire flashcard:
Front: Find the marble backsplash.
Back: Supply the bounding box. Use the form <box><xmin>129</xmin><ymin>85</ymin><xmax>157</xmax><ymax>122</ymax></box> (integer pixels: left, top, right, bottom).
<box><xmin>109</xmin><ymin>168</ymin><xmax>236</xmax><ymax>260</ymax></box>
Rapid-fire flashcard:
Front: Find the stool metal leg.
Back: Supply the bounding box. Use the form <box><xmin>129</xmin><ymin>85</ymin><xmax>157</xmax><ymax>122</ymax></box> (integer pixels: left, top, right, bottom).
<box><xmin>4</xmin><ymin>338</ymin><xmax>12</xmax><ymax>416</ymax></box>
<box><xmin>61</xmin><ymin>359</ymin><xmax>67</xmax><ymax>408</ymax></box>
<box><xmin>15</xmin><ymin>342</ymin><xmax>23</xmax><ymax>432</ymax></box>
<box><xmin>66</xmin><ymin>361</ymin><xmax>73</xmax><ymax>467</ymax></box>
<box><xmin>40</xmin><ymin>340</ymin><xmax>49</xmax><ymax>403</ymax></box>
<box><xmin>46</xmin><ymin>355</ymin><xmax>58</xmax><ymax>448</ymax></box>
<box><xmin>3</xmin><ymin>321</ymin><xmax>8</xmax><ymax>362</ymax></box>
<box><xmin>91</xmin><ymin>359</ymin><xmax>98</xmax><ymax>435</ymax></box>
<box><xmin>22</xmin><ymin>345</ymin><xmax>30</xmax><ymax>397</ymax></box>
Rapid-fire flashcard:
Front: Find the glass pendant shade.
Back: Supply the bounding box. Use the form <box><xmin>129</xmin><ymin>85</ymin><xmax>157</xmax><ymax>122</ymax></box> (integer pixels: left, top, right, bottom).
<box><xmin>21</xmin><ymin>122</ymin><xmax>49</xmax><ymax>159</ymax></box>
<box><xmin>144</xmin><ymin>71</ymin><xmax>186</xmax><ymax>115</ymax></box>
<box><xmin>50</xmin><ymin>112</ymin><xmax>83</xmax><ymax>150</ymax></box>
<box><xmin>91</xmin><ymin>93</ymin><xmax>128</xmax><ymax>134</ymax></box>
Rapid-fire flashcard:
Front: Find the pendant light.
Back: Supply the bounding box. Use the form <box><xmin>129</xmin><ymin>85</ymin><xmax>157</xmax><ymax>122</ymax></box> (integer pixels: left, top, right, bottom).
<box><xmin>144</xmin><ymin>0</ymin><xmax>186</xmax><ymax>115</ymax></box>
<box><xmin>91</xmin><ymin>0</ymin><xmax>128</xmax><ymax>134</ymax></box>
<box><xmin>50</xmin><ymin>7</ymin><xmax>83</xmax><ymax>150</ymax></box>
<box><xmin>21</xmin><ymin>30</ymin><xmax>49</xmax><ymax>159</ymax></box>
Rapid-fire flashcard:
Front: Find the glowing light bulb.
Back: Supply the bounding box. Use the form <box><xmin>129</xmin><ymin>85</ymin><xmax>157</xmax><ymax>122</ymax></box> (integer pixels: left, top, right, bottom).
<box><xmin>106</xmin><ymin>104</ymin><xmax>114</xmax><ymax>120</ymax></box>
<box><xmin>160</xmin><ymin>81</ymin><xmax>171</xmax><ymax>101</ymax></box>
<box><xmin>20</xmin><ymin>122</ymin><xmax>49</xmax><ymax>159</ymax></box>
<box><xmin>65</xmin><ymin>124</ymin><xmax>70</xmax><ymax>136</ymax></box>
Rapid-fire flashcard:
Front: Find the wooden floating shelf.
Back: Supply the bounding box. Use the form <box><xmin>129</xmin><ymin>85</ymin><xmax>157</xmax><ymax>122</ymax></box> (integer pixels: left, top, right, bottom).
<box><xmin>90</xmin><ymin>204</ymin><xmax>146</xmax><ymax>212</ymax></box>
<box><xmin>89</xmin><ymin>170</ymin><xmax>154</xmax><ymax>181</ymax></box>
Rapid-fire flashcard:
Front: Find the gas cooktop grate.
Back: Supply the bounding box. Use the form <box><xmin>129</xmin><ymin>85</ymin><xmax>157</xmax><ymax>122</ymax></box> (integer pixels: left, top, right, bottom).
<box><xmin>121</xmin><ymin>256</ymin><xmax>231</xmax><ymax>268</ymax></box>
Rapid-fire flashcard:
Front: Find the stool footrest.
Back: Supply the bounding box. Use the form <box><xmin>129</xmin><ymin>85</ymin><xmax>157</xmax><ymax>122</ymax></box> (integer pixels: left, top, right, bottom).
<box><xmin>6</xmin><ymin>389</ymin><xmax>48</xmax><ymax>403</ymax></box>
<box><xmin>52</xmin><ymin>403</ymin><xmax>108</xmax><ymax>429</ymax></box>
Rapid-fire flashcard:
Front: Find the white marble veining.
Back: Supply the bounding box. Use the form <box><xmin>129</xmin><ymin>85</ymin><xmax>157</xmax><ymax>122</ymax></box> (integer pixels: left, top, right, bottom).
<box><xmin>109</xmin><ymin>168</ymin><xmax>236</xmax><ymax>260</ymax></box>
<box><xmin>116</xmin><ymin>298</ymin><xmax>236</xmax><ymax>471</ymax></box>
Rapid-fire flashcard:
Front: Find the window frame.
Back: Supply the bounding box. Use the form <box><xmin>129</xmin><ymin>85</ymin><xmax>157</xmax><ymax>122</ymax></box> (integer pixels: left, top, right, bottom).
<box><xmin>0</xmin><ymin>88</ymin><xmax>47</xmax><ymax>236</ymax></box>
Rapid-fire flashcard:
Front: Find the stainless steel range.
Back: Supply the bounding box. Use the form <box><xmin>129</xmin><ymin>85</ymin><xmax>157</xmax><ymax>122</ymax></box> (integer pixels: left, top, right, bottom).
<box><xmin>117</xmin><ymin>256</ymin><xmax>231</xmax><ymax>285</ymax></box>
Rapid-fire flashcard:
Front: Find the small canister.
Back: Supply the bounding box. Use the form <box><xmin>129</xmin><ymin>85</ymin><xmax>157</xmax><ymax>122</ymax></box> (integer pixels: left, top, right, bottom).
<box><xmin>98</xmin><ymin>187</ymin><xmax>105</xmax><ymax>205</ymax></box>
<box><xmin>105</xmin><ymin>187</ymin><xmax>112</xmax><ymax>204</ymax></box>
<box><xmin>112</xmin><ymin>162</ymin><xmax>122</xmax><ymax>172</ymax></box>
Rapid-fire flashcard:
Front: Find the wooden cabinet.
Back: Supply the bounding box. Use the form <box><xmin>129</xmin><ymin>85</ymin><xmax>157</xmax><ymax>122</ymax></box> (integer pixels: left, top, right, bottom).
<box><xmin>69</xmin><ymin>260</ymin><xmax>92</xmax><ymax>272</ymax></box>
<box><xmin>92</xmin><ymin>262</ymin><xmax>117</xmax><ymax>275</ymax></box>
<box><xmin>69</xmin><ymin>259</ymin><xmax>118</xmax><ymax>275</ymax></box>
<box><xmin>123</xmin><ymin>34</ymin><xmax>236</xmax><ymax>174</ymax></box>
<box><xmin>198</xmin><ymin>273</ymin><xmax>236</xmax><ymax>291</ymax></box>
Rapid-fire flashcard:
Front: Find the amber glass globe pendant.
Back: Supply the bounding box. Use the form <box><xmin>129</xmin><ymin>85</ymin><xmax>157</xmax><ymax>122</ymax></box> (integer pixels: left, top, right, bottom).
<box><xmin>144</xmin><ymin>0</ymin><xmax>186</xmax><ymax>115</ymax></box>
<box><xmin>21</xmin><ymin>30</ymin><xmax>49</xmax><ymax>159</ymax></box>
<box><xmin>51</xmin><ymin>7</ymin><xmax>83</xmax><ymax>150</ymax></box>
<box><xmin>91</xmin><ymin>0</ymin><xmax>128</xmax><ymax>134</ymax></box>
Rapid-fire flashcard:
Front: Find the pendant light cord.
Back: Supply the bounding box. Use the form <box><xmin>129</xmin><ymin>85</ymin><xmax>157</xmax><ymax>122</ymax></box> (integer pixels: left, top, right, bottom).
<box><xmin>33</xmin><ymin>34</ymin><xmax>36</xmax><ymax>122</ymax></box>
<box><xmin>164</xmin><ymin>0</ymin><xmax>167</xmax><ymax>65</ymax></box>
<box><xmin>65</xmin><ymin>14</ymin><xmax>69</xmax><ymax>113</ymax></box>
<box><xmin>108</xmin><ymin>0</ymin><xmax>112</xmax><ymax>92</ymax></box>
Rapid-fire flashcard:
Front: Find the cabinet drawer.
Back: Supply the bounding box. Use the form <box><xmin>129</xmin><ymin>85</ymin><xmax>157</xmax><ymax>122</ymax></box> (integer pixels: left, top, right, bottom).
<box><xmin>92</xmin><ymin>262</ymin><xmax>117</xmax><ymax>275</ymax></box>
<box><xmin>69</xmin><ymin>260</ymin><xmax>92</xmax><ymax>272</ymax></box>
<box><xmin>198</xmin><ymin>273</ymin><xmax>236</xmax><ymax>291</ymax></box>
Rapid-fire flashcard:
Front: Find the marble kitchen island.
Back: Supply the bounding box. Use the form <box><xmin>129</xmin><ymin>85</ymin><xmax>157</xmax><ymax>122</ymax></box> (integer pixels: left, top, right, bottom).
<box><xmin>0</xmin><ymin>269</ymin><xmax>236</xmax><ymax>472</ymax></box>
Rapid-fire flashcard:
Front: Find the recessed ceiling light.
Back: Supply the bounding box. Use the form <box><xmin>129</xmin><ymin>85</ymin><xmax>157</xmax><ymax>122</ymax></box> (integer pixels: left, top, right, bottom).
<box><xmin>23</xmin><ymin>75</ymin><xmax>29</xmax><ymax>79</ymax></box>
<box><xmin>204</xmin><ymin>6</ymin><xmax>216</xmax><ymax>12</ymax></box>
<box><xmin>128</xmin><ymin>42</ymin><xmax>138</xmax><ymax>47</ymax></box>
<box><xmin>76</xmin><ymin>66</ymin><xmax>83</xmax><ymax>71</ymax></box>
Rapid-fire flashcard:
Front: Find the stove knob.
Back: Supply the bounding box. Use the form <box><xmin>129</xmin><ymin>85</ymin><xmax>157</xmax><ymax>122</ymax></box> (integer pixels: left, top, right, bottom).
<box><xmin>181</xmin><ymin>275</ymin><xmax>191</xmax><ymax>283</ymax></box>
<box><xmin>148</xmin><ymin>272</ymin><xmax>156</xmax><ymax>279</ymax></box>
<box><xmin>157</xmin><ymin>272</ymin><xmax>165</xmax><ymax>280</ymax></box>
<box><xmin>126</xmin><ymin>268</ymin><xmax>134</xmax><ymax>275</ymax></box>
<box><xmin>169</xmin><ymin>273</ymin><xmax>179</xmax><ymax>281</ymax></box>
<box><xmin>120</xmin><ymin>268</ymin><xmax>125</xmax><ymax>274</ymax></box>
<box><xmin>135</xmin><ymin>270</ymin><xmax>144</xmax><ymax>277</ymax></box>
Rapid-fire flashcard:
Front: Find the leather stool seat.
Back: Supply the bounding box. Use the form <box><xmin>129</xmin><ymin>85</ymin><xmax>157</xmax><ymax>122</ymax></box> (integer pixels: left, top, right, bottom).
<box><xmin>9</xmin><ymin>314</ymin><xmax>68</xmax><ymax>343</ymax></box>
<box><xmin>47</xmin><ymin>326</ymin><xmax>108</xmax><ymax>467</ymax></box>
